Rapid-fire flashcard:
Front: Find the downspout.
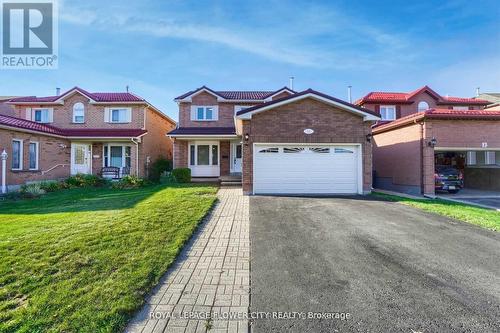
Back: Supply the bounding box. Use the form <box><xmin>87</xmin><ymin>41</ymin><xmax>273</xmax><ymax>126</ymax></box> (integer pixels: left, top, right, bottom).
<box><xmin>131</xmin><ymin>138</ymin><xmax>140</xmax><ymax>177</ymax></box>
<box><xmin>418</xmin><ymin>120</ymin><xmax>424</xmax><ymax>195</ymax></box>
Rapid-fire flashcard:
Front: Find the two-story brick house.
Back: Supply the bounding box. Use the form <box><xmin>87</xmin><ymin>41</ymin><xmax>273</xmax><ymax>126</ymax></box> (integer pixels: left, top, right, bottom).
<box><xmin>169</xmin><ymin>86</ymin><xmax>380</xmax><ymax>195</ymax></box>
<box><xmin>356</xmin><ymin>86</ymin><xmax>499</xmax><ymax>196</ymax></box>
<box><xmin>0</xmin><ymin>87</ymin><xmax>175</xmax><ymax>191</ymax></box>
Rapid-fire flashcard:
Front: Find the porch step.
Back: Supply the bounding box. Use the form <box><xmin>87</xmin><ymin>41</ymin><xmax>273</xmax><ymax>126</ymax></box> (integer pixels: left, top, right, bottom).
<box><xmin>219</xmin><ymin>175</ymin><xmax>242</xmax><ymax>186</ymax></box>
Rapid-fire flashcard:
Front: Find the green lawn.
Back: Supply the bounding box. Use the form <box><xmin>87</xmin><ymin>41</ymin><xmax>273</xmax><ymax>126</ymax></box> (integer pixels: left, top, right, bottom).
<box><xmin>372</xmin><ymin>192</ymin><xmax>500</xmax><ymax>231</ymax></box>
<box><xmin>0</xmin><ymin>184</ymin><xmax>218</xmax><ymax>333</ymax></box>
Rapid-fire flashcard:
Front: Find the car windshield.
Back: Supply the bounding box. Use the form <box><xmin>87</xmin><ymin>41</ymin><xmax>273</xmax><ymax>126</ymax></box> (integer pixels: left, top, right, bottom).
<box><xmin>435</xmin><ymin>166</ymin><xmax>459</xmax><ymax>175</ymax></box>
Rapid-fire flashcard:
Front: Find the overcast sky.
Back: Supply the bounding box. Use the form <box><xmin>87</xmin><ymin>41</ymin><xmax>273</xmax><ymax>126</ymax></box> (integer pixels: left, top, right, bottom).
<box><xmin>1</xmin><ymin>0</ymin><xmax>499</xmax><ymax>120</ymax></box>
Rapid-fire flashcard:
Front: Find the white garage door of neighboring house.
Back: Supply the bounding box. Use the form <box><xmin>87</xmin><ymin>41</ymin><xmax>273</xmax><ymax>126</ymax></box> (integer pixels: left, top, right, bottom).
<box><xmin>253</xmin><ymin>144</ymin><xmax>361</xmax><ymax>195</ymax></box>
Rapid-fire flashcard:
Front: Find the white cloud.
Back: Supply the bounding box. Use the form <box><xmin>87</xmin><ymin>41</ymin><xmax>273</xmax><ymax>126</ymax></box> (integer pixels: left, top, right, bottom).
<box><xmin>58</xmin><ymin>2</ymin><xmax>411</xmax><ymax>70</ymax></box>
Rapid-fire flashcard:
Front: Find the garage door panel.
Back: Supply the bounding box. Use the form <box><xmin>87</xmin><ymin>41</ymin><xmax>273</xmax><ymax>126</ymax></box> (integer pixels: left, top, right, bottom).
<box><xmin>254</xmin><ymin>144</ymin><xmax>360</xmax><ymax>195</ymax></box>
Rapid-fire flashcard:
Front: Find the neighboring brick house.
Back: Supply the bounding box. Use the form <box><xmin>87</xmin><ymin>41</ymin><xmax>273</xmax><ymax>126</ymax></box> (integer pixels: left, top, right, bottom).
<box><xmin>0</xmin><ymin>87</ymin><xmax>175</xmax><ymax>191</ymax></box>
<box><xmin>356</xmin><ymin>85</ymin><xmax>490</xmax><ymax>121</ymax></box>
<box><xmin>358</xmin><ymin>86</ymin><xmax>499</xmax><ymax>196</ymax></box>
<box><xmin>169</xmin><ymin>86</ymin><xmax>379</xmax><ymax>195</ymax></box>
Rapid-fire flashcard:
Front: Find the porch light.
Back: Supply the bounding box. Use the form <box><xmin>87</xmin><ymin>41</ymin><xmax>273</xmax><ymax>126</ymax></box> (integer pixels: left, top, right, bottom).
<box><xmin>1</xmin><ymin>150</ymin><xmax>7</xmax><ymax>160</ymax></box>
<box><xmin>366</xmin><ymin>133</ymin><xmax>372</xmax><ymax>143</ymax></box>
<box><xmin>244</xmin><ymin>133</ymin><xmax>249</xmax><ymax>141</ymax></box>
<box><xmin>428</xmin><ymin>137</ymin><xmax>437</xmax><ymax>148</ymax></box>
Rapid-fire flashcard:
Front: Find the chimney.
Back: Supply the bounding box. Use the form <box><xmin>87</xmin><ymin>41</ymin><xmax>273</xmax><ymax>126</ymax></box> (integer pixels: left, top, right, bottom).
<box><xmin>56</xmin><ymin>87</ymin><xmax>61</xmax><ymax>96</ymax></box>
<box><xmin>347</xmin><ymin>85</ymin><xmax>352</xmax><ymax>103</ymax></box>
<box><xmin>476</xmin><ymin>87</ymin><xmax>480</xmax><ymax>97</ymax></box>
<box><xmin>289</xmin><ymin>76</ymin><xmax>294</xmax><ymax>90</ymax></box>
<box><xmin>126</xmin><ymin>85</ymin><xmax>129</xmax><ymax>93</ymax></box>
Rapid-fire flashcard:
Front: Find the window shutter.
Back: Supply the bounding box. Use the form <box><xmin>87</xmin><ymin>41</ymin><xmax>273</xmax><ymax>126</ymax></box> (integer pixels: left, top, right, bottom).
<box><xmin>126</xmin><ymin>108</ymin><xmax>132</xmax><ymax>123</ymax></box>
<box><xmin>213</xmin><ymin>106</ymin><xmax>219</xmax><ymax>120</ymax></box>
<box><xmin>190</xmin><ymin>106</ymin><xmax>196</xmax><ymax>120</ymax></box>
<box><xmin>104</xmin><ymin>108</ymin><xmax>110</xmax><ymax>122</ymax></box>
<box><xmin>25</xmin><ymin>108</ymin><xmax>32</xmax><ymax>120</ymax></box>
<box><xmin>395</xmin><ymin>105</ymin><xmax>401</xmax><ymax>119</ymax></box>
<box><xmin>47</xmin><ymin>108</ymin><xmax>54</xmax><ymax>123</ymax></box>
<box><xmin>374</xmin><ymin>105</ymin><xmax>380</xmax><ymax>116</ymax></box>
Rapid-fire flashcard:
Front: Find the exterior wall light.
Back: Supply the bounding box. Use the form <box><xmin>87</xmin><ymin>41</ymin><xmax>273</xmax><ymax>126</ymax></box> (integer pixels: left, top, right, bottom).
<box><xmin>366</xmin><ymin>133</ymin><xmax>372</xmax><ymax>143</ymax></box>
<box><xmin>428</xmin><ymin>137</ymin><xmax>437</xmax><ymax>148</ymax></box>
<box><xmin>244</xmin><ymin>133</ymin><xmax>249</xmax><ymax>141</ymax></box>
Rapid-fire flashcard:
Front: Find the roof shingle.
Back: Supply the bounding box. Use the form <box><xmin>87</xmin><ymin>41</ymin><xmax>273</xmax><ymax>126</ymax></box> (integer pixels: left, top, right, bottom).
<box><xmin>8</xmin><ymin>87</ymin><xmax>145</xmax><ymax>103</ymax></box>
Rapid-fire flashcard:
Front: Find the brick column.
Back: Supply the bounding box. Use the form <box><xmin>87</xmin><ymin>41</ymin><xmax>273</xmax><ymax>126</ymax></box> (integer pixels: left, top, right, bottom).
<box><xmin>242</xmin><ymin>120</ymin><xmax>253</xmax><ymax>194</ymax></box>
<box><xmin>219</xmin><ymin>140</ymin><xmax>230</xmax><ymax>176</ymax></box>
<box><xmin>422</xmin><ymin>122</ymin><xmax>435</xmax><ymax>196</ymax></box>
<box><xmin>173</xmin><ymin>139</ymin><xmax>188</xmax><ymax>169</ymax></box>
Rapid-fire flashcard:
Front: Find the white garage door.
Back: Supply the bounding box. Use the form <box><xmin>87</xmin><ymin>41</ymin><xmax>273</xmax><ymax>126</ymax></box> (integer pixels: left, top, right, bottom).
<box><xmin>253</xmin><ymin>144</ymin><xmax>361</xmax><ymax>195</ymax></box>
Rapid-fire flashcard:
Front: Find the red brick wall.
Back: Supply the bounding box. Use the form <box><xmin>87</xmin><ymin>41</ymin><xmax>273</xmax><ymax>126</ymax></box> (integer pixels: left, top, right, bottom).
<box><xmin>13</xmin><ymin>93</ymin><xmax>145</xmax><ymax>129</ymax></box>
<box><xmin>0</xmin><ymin>129</ymin><xmax>71</xmax><ymax>187</ymax></box>
<box><xmin>173</xmin><ymin>140</ymin><xmax>188</xmax><ymax>169</ymax></box>
<box><xmin>241</xmin><ymin>98</ymin><xmax>374</xmax><ymax>194</ymax></box>
<box><xmin>220</xmin><ymin>140</ymin><xmax>230</xmax><ymax>176</ymax></box>
<box><xmin>373</xmin><ymin>123</ymin><xmax>423</xmax><ymax>194</ymax></box>
<box><xmin>139</xmin><ymin>107</ymin><xmax>176</xmax><ymax>177</ymax></box>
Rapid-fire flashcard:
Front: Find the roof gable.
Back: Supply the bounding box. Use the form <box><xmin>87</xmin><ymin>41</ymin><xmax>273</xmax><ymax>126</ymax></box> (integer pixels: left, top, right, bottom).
<box><xmin>174</xmin><ymin>86</ymin><xmax>297</xmax><ymax>102</ymax></box>
<box><xmin>236</xmin><ymin>89</ymin><xmax>380</xmax><ymax>121</ymax></box>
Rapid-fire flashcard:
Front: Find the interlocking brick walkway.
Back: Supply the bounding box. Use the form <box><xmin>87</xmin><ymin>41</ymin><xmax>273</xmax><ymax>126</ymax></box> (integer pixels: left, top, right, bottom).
<box><xmin>125</xmin><ymin>188</ymin><xmax>250</xmax><ymax>333</ymax></box>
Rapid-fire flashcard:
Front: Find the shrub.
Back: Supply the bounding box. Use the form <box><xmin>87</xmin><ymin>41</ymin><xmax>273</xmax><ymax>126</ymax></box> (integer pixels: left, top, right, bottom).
<box><xmin>66</xmin><ymin>174</ymin><xmax>106</xmax><ymax>188</ymax></box>
<box><xmin>148</xmin><ymin>157</ymin><xmax>172</xmax><ymax>182</ymax></box>
<box><xmin>40</xmin><ymin>181</ymin><xmax>64</xmax><ymax>192</ymax></box>
<box><xmin>172</xmin><ymin>168</ymin><xmax>191</xmax><ymax>183</ymax></box>
<box><xmin>20</xmin><ymin>183</ymin><xmax>46</xmax><ymax>198</ymax></box>
<box><xmin>111</xmin><ymin>175</ymin><xmax>145</xmax><ymax>189</ymax></box>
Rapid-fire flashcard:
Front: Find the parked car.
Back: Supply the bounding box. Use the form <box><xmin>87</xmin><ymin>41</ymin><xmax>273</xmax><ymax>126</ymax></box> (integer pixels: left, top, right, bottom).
<box><xmin>435</xmin><ymin>165</ymin><xmax>463</xmax><ymax>193</ymax></box>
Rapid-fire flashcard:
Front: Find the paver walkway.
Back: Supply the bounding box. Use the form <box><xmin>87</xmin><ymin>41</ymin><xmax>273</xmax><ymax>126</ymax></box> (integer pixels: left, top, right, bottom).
<box><xmin>125</xmin><ymin>188</ymin><xmax>250</xmax><ymax>333</ymax></box>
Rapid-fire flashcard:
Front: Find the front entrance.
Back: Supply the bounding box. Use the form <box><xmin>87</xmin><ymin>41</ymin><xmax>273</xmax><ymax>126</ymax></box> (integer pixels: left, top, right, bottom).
<box><xmin>71</xmin><ymin>143</ymin><xmax>91</xmax><ymax>175</ymax></box>
<box><xmin>231</xmin><ymin>142</ymin><xmax>242</xmax><ymax>173</ymax></box>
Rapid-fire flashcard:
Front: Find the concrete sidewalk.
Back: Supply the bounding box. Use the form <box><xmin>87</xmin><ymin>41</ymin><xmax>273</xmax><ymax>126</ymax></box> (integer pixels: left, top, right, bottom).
<box><xmin>125</xmin><ymin>188</ymin><xmax>250</xmax><ymax>333</ymax></box>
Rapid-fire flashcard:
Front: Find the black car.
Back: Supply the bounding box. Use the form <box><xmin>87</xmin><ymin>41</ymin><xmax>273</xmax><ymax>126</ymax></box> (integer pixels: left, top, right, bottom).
<box><xmin>434</xmin><ymin>165</ymin><xmax>463</xmax><ymax>193</ymax></box>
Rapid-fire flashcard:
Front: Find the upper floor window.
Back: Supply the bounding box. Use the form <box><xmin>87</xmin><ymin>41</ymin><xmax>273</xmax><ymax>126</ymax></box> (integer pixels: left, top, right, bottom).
<box><xmin>452</xmin><ymin>106</ymin><xmax>468</xmax><ymax>111</ymax></box>
<box><xmin>191</xmin><ymin>106</ymin><xmax>218</xmax><ymax>121</ymax></box>
<box><xmin>33</xmin><ymin>108</ymin><xmax>53</xmax><ymax>123</ymax></box>
<box><xmin>418</xmin><ymin>101</ymin><xmax>429</xmax><ymax>112</ymax></box>
<box><xmin>72</xmin><ymin>102</ymin><xmax>85</xmax><ymax>123</ymax></box>
<box><xmin>105</xmin><ymin>107</ymin><xmax>132</xmax><ymax>123</ymax></box>
<box><xmin>380</xmin><ymin>105</ymin><xmax>396</xmax><ymax>120</ymax></box>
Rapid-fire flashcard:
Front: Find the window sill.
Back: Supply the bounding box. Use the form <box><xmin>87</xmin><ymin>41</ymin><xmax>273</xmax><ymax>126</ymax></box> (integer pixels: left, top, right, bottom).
<box><xmin>191</xmin><ymin>120</ymin><xmax>217</xmax><ymax>122</ymax></box>
<box><xmin>109</xmin><ymin>122</ymin><xmax>131</xmax><ymax>124</ymax></box>
<box><xmin>72</xmin><ymin>122</ymin><xmax>85</xmax><ymax>124</ymax></box>
<box><xmin>11</xmin><ymin>169</ymin><xmax>40</xmax><ymax>173</ymax></box>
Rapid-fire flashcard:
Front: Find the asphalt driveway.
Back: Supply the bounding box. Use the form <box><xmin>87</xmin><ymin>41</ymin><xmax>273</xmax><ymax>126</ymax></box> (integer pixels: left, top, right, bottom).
<box><xmin>250</xmin><ymin>196</ymin><xmax>500</xmax><ymax>333</ymax></box>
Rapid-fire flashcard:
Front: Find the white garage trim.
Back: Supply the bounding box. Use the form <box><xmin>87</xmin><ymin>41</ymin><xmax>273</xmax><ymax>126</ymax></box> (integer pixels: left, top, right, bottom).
<box><xmin>252</xmin><ymin>143</ymin><xmax>363</xmax><ymax>195</ymax></box>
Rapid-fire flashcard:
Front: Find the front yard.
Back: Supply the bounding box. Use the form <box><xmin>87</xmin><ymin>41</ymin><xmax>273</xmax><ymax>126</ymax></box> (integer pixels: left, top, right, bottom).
<box><xmin>372</xmin><ymin>192</ymin><xmax>500</xmax><ymax>231</ymax></box>
<box><xmin>0</xmin><ymin>184</ymin><xmax>217</xmax><ymax>333</ymax></box>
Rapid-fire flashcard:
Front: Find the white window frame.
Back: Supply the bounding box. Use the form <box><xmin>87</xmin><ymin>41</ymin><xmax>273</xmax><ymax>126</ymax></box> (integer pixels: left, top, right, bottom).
<box><xmin>29</xmin><ymin>141</ymin><xmax>39</xmax><ymax>170</ymax></box>
<box><xmin>467</xmin><ymin>151</ymin><xmax>477</xmax><ymax>165</ymax></box>
<box><xmin>452</xmin><ymin>106</ymin><xmax>469</xmax><ymax>111</ymax></box>
<box><xmin>72</xmin><ymin>102</ymin><xmax>85</xmax><ymax>123</ymax></box>
<box><xmin>102</xmin><ymin>144</ymin><xmax>132</xmax><ymax>169</ymax></box>
<box><xmin>12</xmin><ymin>139</ymin><xmax>23</xmax><ymax>170</ymax></box>
<box><xmin>188</xmin><ymin>142</ymin><xmax>219</xmax><ymax>166</ymax></box>
<box><xmin>379</xmin><ymin>105</ymin><xmax>396</xmax><ymax>121</ymax></box>
<box><xmin>106</xmin><ymin>107</ymin><xmax>132</xmax><ymax>123</ymax></box>
<box><xmin>417</xmin><ymin>101</ymin><xmax>429</xmax><ymax>112</ymax></box>
<box><xmin>191</xmin><ymin>105</ymin><xmax>218</xmax><ymax>121</ymax></box>
<box><xmin>33</xmin><ymin>108</ymin><xmax>52</xmax><ymax>123</ymax></box>
<box><xmin>486</xmin><ymin>151</ymin><xmax>496</xmax><ymax>165</ymax></box>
